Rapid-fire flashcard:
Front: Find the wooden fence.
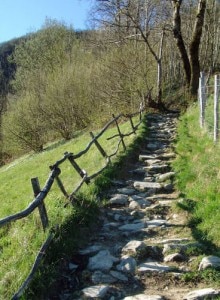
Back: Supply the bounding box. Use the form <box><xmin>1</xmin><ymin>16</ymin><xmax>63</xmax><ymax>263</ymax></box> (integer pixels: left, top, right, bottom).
<box><xmin>199</xmin><ymin>73</ymin><xmax>220</xmax><ymax>142</ymax></box>
<box><xmin>0</xmin><ymin>105</ymin><xmax>144</xmax><ymax>299</ymax></box>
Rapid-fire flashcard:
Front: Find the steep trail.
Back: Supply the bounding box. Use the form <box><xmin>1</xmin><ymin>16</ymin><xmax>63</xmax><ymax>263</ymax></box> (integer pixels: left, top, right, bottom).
<box><xmin>57</xmin><ymin>113</ymin><xmax>220</xmax><ymax>300</ymax></box>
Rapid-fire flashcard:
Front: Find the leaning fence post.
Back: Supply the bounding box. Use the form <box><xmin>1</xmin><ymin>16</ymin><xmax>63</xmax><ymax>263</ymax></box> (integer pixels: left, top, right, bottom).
<box><xmin>112</xmin><ymin>114</ymin><xmax>126</xmax><ymax>151</ymax></box>
<box><xmin>89</xmin><ymin>132</ymin><xmax>107</xmax><ymax>158</ymax></box>
<box><xmin>214</xmin><ymin>74</ymin><xmax>220</xmax><ymax>143</ymax></box>
<box><xmin>199</xmin><ymin>72</ymin><xmax>206</xmax><ymax>128</ymax></box>
<box><xmin>31</xmin><ymin>177</ymin><xmax>49</xmax><ymax>231</ymax></box>
<box><xmin>65</xmin><ymin>152</ymin><xmax>90</xmax><ymax>184</ymax></box>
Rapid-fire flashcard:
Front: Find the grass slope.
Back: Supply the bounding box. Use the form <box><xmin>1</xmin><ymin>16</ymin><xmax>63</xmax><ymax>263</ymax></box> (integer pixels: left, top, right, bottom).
<box><xmin>173</xmin><ymin>104</ymin><xmax>220</xmax><ymax>249</ymax></box>
<box><xmin>0</xmin><ymin>116</ymin><xmax>143</xmax><ymax>299</ymax></box>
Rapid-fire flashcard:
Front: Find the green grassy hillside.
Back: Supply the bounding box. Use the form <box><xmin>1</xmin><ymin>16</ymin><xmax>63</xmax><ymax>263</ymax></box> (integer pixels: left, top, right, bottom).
<box><xmin>0</xmin><ymin>116</ymin><xmax>143</xmax><ymax>299</ymax></box>
<box><xmin>173</xmin><ymin>104</ymin><xmax>220</xmax><ymax>249</ymax></box>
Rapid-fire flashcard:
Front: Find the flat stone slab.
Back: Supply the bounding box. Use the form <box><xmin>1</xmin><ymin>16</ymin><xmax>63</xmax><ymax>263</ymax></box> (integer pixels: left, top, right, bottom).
<box><xmin>134</xmin><ymin>181</ymin><xmax>162</xmax><ymax>191</ymax></box>
<box><xmin>144</xmin><ymin>165</ymin><xmax>168</xmax><ymax>173</ymax></box>
<box><xmin>123</xmin><ymin>295</ymin><xmax>164</xmax><ymax>300</ymax></box>
<box><xmin>156</xmin><ymin>172</ymin><xmax>175</xmax><ymax>182</ymax></box>
<box><xmin>122</xmin><ymin>240</ymin><xmax>147</xmax><ymax>255</ymax></box>
<box><xmin>117</xmin><ymin>188</ymin><xmax>136</xmax><ymax>195</ymax></box>
<box><xmin>146</xmin><ymin>219</ymin><xmax>167</xmax><ymax>227</ymax></box>
<box><xmin>129</xmin><ymin>195</ymin><xmax>152</xmax><ymax>209</ymax></box>
<box><xmin>87</xmin><ymin>250</ymin><xmax>119</xmax><ymax>271</ymax></box>
<box><xmin>109</xmin><ymin>194</ymin><xmax>128</xmax><ymax>205</ymax></box>
<box><xmin>139</xmin><ymin>155</ymin><xmax>157</xmax><ymax>161</ymax></box>
<box><xmin>183</xmin><ymin>288</ymin><xmax>220</xmax><ymax>300</ymax></box>
<box><xmin>79</xmin><ymin>244</ymin><xmax>104</xmax><ymax>255</ymax></box>
<box><xmin>145</xmin><ymin>159</ymin><xmax>162</xmax><ymax>165</ymax></box>
<box><xmin>198</xmin><ymin>255</ymin><xmax>220</xmax><ymax>271</ymax></box>
<box><xmin>138</xmin><ymin>261</ymin><xmax>174</xmax><ymax>273</ymax></box>
<box><xmin>82</xmin><ymin>285</ymin><xmax>110</xmax><ymax>298</ymax></box>
<box><xmin>119</xmin><ymin>222</ymin><xmax>145</xmax><ymax>232</ymax></box>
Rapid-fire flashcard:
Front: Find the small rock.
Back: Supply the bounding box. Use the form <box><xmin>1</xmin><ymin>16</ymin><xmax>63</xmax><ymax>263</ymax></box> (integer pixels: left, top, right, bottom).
<box><xmin>82</xmin><ymin>285</ymin><xmax>110</xmax><ymax>298</ymax></box>
<box><xmin>119</xmin><ymin>222</ymin><xmax>145</xmax><ymax>232</ymax></box>
<box><xmin>87</xmin><ymin>250</ymin><xmax>119</xmax><ymax>271</ymax></box>
<box><xmin>122</xmin><ymin>240</ymin><xmax>146</xmax><ymax>255</ymax></box>
<box><xmin>146</xmin><ymin>219</ymin><xmax>167</xmax><ymax>227</ymax></box>
<box><xmin>109</xmin><ymin>194</ymin><xmax>128</xmax><ymax>205</ymax></box>
<box><xmin>129</xmin><ymin>200</ymin><xmax>141</xmax><ymax>210</ymax></box>
<box><xmin>117</xmin><ymin>188</ymin><xmax>136</xmax><ymax>195</ymax></box>
<box><xmin>198</xmin><ymin>256</ymin><xmax>220</xmax><ymax>271</ymax></box>
<box><xmin>164</xmin><ymin>253</ymin><xmax>186</xmax><ymax>262</ymax></box>
<box><xmin>134</xmin><ymin>181</ymin><xmax>162</xmax><ymax>191</ymax></box>
<box><xmin>116</xmin><ymin>256</ymin><xmax>137</xmax><ymax>274</ymax></box>
<box><xmin>156</xmin><ymin>172</ymin><xmax>175</xmax><ymax>183</ymax></box>
<box><xmin>183</xmin><ymin>288</ymin><xmax>220</xmax><ymax>300</ymax></box>
<box><xmin>79</xmin><ymin>244</ymin><xmax>104</xmax><ymax>255</ymax></box>
<box><xmin>138</xmin><ymin>261</ymin><xmax>174</xmax><ymax>273</ymax></box>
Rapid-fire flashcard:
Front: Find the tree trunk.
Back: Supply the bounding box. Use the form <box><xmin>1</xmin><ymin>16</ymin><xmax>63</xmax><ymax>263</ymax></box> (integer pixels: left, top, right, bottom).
<box><xmin>157</xmin><ymin>30</ymin><xmax>165</xmax><ymax>105</ymax></box>
<box><xmin>189</xmin><ymin>0</ymin><xmax>207</xmax><ymax>96</ymax></box>
<box><xmin>171</xmin><ymin>0</ymin><xmax>191</xmax><ymax>86</ymax></box>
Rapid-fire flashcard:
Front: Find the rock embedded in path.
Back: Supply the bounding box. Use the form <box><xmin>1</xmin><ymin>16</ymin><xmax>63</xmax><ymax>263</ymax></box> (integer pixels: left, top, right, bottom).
<box><xmin>123</xmin><ymin>295</ymin><xmax>164</xmax><ymax>300</ymax></box>
<box><xmin>183</xmin><ymin>288</ymin><xmax>220</xmax><ymax>300</ymax></box>
<box><xmin>156</xmin><ymin>172</ymin><xmax>175</xmax><ymax>183</ymax></box>
<box><xmin>198</xmin><ymin>255</ymin><xmax>220</xmax><ymax>271</ymax></box>
<box><xmin>164</xmin><ymin>252</ymin><xmax>186</xmax><ymax>263</ymax></box>
<box><xmin>109</xmin><ymin>194</ymin><xmax>128</xmax><ymax>205</ymax></box>
<box><xmin>82</xmin><ymin>285</ymin><xmax>110</xmax><ymax>298</ymax></box>
<box><xmin>116</xmin><ymin>256</ymin><xmax>137</xmax><ymax>274</ymax></box>
<box><xmin>119</xmin><ymin>222</ymin><xmax>145</xmax><ymax>232</ymax></box>
<box><xmin>87</xmin><ymin>250</ymin><xmax>119</xmax><ymax>271</ymax></box>
<box><xmin>122</xmin><ymin>240</ymin><xmax>147</xmax><ymax>255</ymax></box>
<box><xmin>138</xmin><ymin>261</ymin><xmax>174</xmax><ymax>273</ymax></box>
<box><xmin>117</xmin><ymin>188</ymin><xmax>136</xmax><ymax>195</ymax></box>
<box><xmin>134</xmin><ymin>181</ymin><xmax>162</xmax><ymax>192</ymax></box>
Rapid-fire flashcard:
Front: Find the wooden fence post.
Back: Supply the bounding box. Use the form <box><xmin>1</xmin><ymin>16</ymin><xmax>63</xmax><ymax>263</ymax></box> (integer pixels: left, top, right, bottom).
<box><xmin>129</xmin><ymin>116</ymin><xmax>136</xmax><ymax>134</ymax></box>
<box><xmin>31</xmin><ymin>178</ymin><xmax>49</xmax><ymax>231</ymax></box>
<box><xmin>49</xmin><ymin>166</ymin><xmax>69</xmax><ymax>199</ymax></box>
<box><xmin>214</xmin><ymin>74</ymin><xmax>220</xmax><ymax>143</ymax></box>
<box><xmin>112</xmin><ymin>114</ymin><xmax>126</xmax><ymax>151</ymax></box>
<box><xmin>65</xmin><ymin>152</ymin><xmax>90</xmax><ymax>184</ymax></box>
<box><xmin>89</xmin><ymin>132</ymin><xmax>107</xmax><ymax>158</ymax></box>
<box><xmin>199</xmin><ymin>72</ymin><xmax>206</xmax><ymax>128</ymax></box>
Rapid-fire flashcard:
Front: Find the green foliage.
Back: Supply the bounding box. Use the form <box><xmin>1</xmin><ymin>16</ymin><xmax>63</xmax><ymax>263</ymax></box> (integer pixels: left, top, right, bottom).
<box><xmin>173</xmin><ymin>104</ymin><xmax>220</xmax><ymax>247</ymax></box>
<box><xmin>3</xmin><ymin>94</ymin><xmax>47</xmax><ymax>153</ymax></box>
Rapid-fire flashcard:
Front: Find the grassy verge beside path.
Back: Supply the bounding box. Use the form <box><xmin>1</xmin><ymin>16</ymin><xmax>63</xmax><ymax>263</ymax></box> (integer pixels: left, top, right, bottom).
<box><xmin>173</xmin><ymin>104</ymin><xmax>220</xmax><ymax>250</ymax></box>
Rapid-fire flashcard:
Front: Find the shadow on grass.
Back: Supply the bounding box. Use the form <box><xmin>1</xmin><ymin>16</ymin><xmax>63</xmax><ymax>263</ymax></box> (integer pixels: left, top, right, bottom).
<box><xmin>177</xmin><ymin>197</ymin><xmax>220</xmax><ymax>256</ymax></box>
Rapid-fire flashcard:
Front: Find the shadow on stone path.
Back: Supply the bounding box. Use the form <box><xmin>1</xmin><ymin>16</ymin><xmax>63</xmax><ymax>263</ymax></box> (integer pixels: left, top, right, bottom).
<box><xmin>58</xmin><ymin>113</ymin><xmax>220</xmax><ymax>300</ymax></box>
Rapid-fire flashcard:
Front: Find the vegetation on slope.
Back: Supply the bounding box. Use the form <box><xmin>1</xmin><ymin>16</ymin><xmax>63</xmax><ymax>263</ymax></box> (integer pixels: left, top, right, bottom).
<box><xmin>0</xmin><ymin>114</ymin><xmax>143</xmax><ymax>299</ymax></box>
<box><xmin>173</xmin><ymin>104</ymin><xmax>220</xmax><ymax>249</ymax></box>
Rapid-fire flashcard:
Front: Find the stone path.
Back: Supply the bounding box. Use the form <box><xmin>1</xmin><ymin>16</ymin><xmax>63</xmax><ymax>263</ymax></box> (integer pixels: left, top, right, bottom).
<box><xmin>58</xmin><ymin>113</ymin><xmax>220</xmax><ymax>300</ymax></box>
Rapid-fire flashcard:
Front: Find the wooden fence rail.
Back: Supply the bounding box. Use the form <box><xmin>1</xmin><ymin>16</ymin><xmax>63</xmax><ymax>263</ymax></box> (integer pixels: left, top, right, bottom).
<box><xmin>0</xmin><ymin>105</ymin><xmax>144</xmax><ymax>299</ymax></box>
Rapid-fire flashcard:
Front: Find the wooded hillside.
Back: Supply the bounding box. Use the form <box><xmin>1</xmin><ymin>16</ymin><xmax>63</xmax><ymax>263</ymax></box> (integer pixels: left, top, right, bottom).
<box><xmin>0</xmin><ymin>1</ymin><xmax>219</xmax><ymax>164</ymax></box>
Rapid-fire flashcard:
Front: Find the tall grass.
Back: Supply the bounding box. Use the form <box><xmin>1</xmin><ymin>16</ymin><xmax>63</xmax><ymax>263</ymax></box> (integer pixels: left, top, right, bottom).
<box><xmin>0</xmin><ymin>116</ymin><xmax>144</xmax><ymax>299</ymax></box>
<box><xmin>173</xmin><ymin>104</ymin><xmax>220</xmax><ymax>249</ymax></box>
